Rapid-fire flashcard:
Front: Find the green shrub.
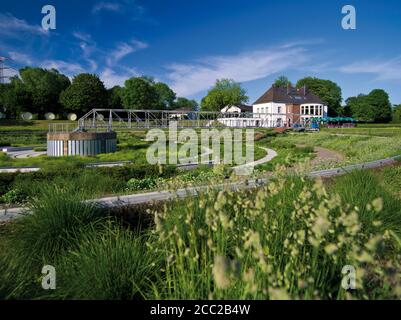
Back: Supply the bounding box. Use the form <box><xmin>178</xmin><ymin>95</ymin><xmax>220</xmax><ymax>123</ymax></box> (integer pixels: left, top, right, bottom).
<box><xmin>55</xmin><ymin>224</ymin><xmax>160</xmax><ymax>299</ymax></box>
<box><xmin>126</xmin><ymin>177</ymin><xmax>161</xmax><ymax>191</ymax></box>
<box><xmin>12</xmin><ymin>184</ymin><xmax>105</xmax><ymax>265</ymax></box>
<box><xmin>0</xmin><ymin>188</ymin><xmax>28</xmax><ymax>205</ymax></box>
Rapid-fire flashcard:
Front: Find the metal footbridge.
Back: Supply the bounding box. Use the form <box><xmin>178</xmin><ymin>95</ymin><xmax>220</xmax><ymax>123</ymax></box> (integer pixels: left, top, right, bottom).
<box><xmin>48</xmin><ymin>108</ymin><xmax>303</xmax><ymax>132</ymax></box>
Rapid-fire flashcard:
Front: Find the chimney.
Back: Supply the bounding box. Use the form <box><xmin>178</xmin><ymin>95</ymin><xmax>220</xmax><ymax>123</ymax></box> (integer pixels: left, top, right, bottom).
<box><xmin>303</xmin><ymin>85</ymin><xmax>306</xmax><ymax>96</ymax></box>
<box><xmin>287</xmin><ymin>83</ymin><xmax>291</xmax><ymax>94</ymax></box>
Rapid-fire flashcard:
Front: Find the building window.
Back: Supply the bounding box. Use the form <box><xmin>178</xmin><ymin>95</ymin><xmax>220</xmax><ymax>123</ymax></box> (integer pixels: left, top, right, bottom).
<box><xmin>277</xmin><ymin>106</ymin><xmax>282</xmax><ymax>114</ymax></box>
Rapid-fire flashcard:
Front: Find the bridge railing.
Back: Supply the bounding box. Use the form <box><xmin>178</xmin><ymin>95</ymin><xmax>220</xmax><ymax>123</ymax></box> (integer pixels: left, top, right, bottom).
<box><xmin>74</xmin><ymin>108</ymin><xmax>308</xmax><ymax>131</ymax></box>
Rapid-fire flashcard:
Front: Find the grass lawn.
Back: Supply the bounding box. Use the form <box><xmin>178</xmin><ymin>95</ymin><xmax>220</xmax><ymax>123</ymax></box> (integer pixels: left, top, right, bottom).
<box><xmin>267</xmin><ymin>130</ymin><xmax>401</xmax><ymax>169</ymax></box>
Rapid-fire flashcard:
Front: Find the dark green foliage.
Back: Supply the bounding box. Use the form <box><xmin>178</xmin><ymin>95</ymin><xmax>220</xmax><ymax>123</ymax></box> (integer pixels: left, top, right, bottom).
<box><xmin>16</xmin><ymin>67</ymin><xmax>70</xmax><ymax>116</ymax></box>
<box><xmin>296</xmin><ymin>77</ymin><xmax>342</xmax><ymax>116</ymax></box>
<box><xmin>346</xmin><ymin>89</ymin><xmax>392</xmax><ymax>123</ymax></box>
<box><xmin>0</xmin><ymin>81</ymin><xmax>32</xmax><ymax>117</ymax></box>
<box><xmin>121</xmin><ymin>77</ymin><xmax>159</xmax><ymax>110</ymax></box>
<box><xmin>172</xmin><ymin>97</ymin><xmax>198</xmax><ymax>111</ymax></box>
<box><xmin>107</xmin><ymin>85</ymin><xmax>124</xmax><ymax>109</ymax></box>
<box><xmin>59</xmin><ymin>73</ymin><xmax>107</xmax><ymax>115</ymax></box>
<box><xmin>153</xmin><ymin>82</ymin><xmax>176</xmax><ymax>109</ymax></box>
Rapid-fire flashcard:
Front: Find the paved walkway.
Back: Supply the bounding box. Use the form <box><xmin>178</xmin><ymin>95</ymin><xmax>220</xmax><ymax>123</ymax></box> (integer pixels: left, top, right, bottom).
<box><xmin>233</xmin><ymin>147</ymin><xmax>277</xmax><ymax>174</ymax></box>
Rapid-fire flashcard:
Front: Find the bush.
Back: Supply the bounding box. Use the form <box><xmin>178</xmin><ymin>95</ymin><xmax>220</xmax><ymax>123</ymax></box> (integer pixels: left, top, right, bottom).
<box><xmin>12</xmin><ymin>184</ymin><xmax>105</xmax><ymax>264</ymax></box>
<box><xmin>55</xmin><ymin>224</ymin><xmax>160</xmax><ymax>299</ymax></box>
<box><xmin>126</xmin><ymin>177</ymin><xmax>161</xmax><ymax>191</ymax></box>
<box><xmin>0</xmin><ymin>188</ymin><xmax>28</xmax><ymax>205</ymax></box>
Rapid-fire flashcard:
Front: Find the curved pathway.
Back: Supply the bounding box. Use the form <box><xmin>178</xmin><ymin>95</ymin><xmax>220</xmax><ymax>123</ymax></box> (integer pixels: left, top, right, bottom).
<box><xmin>233</xmin><ymin>147</ymin><xmax>277</xmax><ymax>174</ymax></box>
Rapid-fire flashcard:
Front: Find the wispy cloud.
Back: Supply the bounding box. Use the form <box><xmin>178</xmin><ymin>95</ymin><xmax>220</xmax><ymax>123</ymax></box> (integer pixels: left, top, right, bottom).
<box><xmin>92</xmin><ymin>2</ymin><xmax>121</xmax><ymax>14</ymax></box>
<box><xmin>72</xmin><ymin>32</ymin><xmax>92</xmax><ymax>42</ymax></box>
<box><xmin>8</xmin><ymin>51</ymin><xmax>34</xmax><ymax>65</ymax></box>
<box><xmin>73</xmin><ymin>31</ymin><xmax>99</xmax><ymax>71</ymax></box>
<box><xmin>41</xmin><ymin>60</ymin><xmax>86</xmax><ymax>75</ymax></box>
<box><xmin>0</xmin><ymin>13</ymin><xmax>48</xmax><ymax>37</ymax></box>
<box><xmin>92</xmin><ymin>0</ymin><xmax>146</xmax><ymax>21</ymax></box>
<box><xmin>339</xmin><ymin>56</ymin><xmax>401</xmax><ymax>81</ymax></box>
<box><xmin>106</xmin><ymin>39</ymin><xmax>148</xmax><ymax>66</ymax></box>
<box><xmin>166</xmin><ymin>43</ymin><xmax>312</xmax><ymax>96</ymax></box>
<box><xmin>100</xmin><ymin>67</ymin><xmax>140</xmax><ymax>88</ymax></box>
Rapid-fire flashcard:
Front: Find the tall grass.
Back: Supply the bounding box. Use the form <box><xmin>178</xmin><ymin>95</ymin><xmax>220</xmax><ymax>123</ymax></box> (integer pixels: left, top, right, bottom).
<box><xmin>1</xmin><ymin>165</ymin><xmax>401</xmax><ymax>300</ymax></box>
<box><xmin>0</xmin><ymin>184</ymin><xmax>105</xmax><ymax>299</ymax></box>
<box><xmin>54</xmin><ymin>223</ymin><xmax>160</xmax><ymax>300</ymax></box>
<box><xmin>332</xmin><ymin>170</ymin><xmax>401</xmax><ymax>236</ymax></box>
<box><xmin>148</xmin><ymin>169</ymin><xmax>401</xmax><ymax>299</ymax></box>
<box><xmin>11</xmin><ymin>185</ymin><xmax>105</xmax><ymax>265</ymax></box>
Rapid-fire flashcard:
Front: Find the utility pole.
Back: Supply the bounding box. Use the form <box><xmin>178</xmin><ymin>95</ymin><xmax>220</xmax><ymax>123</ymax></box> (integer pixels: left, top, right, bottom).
<box><xmin>0</xmin><ymin>56</ymin><xmax>16</xmax><ymax>84</ymax></box>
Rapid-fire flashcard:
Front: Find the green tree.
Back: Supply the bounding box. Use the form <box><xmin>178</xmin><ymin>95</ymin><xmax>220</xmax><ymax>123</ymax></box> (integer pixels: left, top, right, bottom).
<box><xmin>200</xmin><ymin>79</ymin><xmax>248</xmax><ymax>111</ymax></box>
<box><xmin>392</xmin><ymin>104</ymin><xmax>401</xmax><ymax>123</ymax></box>
<box><xmin>16</xmin><ymin>67</ymin><xmax>70</xmax><ymax>116</ymax></box>
<box><xmin>0</xmin><ymin>83</ymin><xmax>9</xmax><ymax>114</ymax></box>
<box><xmin>121</xmin><ymin>77</ymin><xmax>159</xmax><ymax>110</ymax></box>
<box><xmin>0</xmin><ymin>81</ymin><xmax>32</xmax><ymax>118</ymax></box>
<box><xmin>173</xmin><ymin>97</ymin><xmax>198</xmax><ymax>111</ymax></box>
<box><xmin>346</xmin><ymin>89</ymin><xmax>392</xmax><ymax>123</ymax></box>
<box><xmin>296</xmin><ymin>77</ymin><xmax>342</xmax><ymax>116</ymax></box>
<box><xmin>274</xmin><ymin>76</ymin><xmax>292</xmax><ymax>87</ymax></box>
<box><xmin>59</xmin><ymin>73</ymin><xmax>107</xmax><ymax>115</ymax></box>
<box><xmin>154</xmin><ymin>82</ymin><xmax>176</xmax><ymax>109</ymax></box>
<box><xmin>366</xmin><ymin>89</ymin><xmax>392</xmax><ymax>123</ymax></box>
<box><xmin>107</xmin><ymin>86</ymin><xmax>124</xmax><ymax>109</ymax></box>
<box><xmin>346</xmin><ymin>94</ymin><xmax>369</xmax><ymax>121</ymax></box>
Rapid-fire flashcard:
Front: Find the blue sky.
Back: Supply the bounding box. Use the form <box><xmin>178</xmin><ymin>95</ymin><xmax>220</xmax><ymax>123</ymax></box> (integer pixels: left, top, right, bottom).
<box><xmin>1</xmin><ymin>0</ymin><xmax>401</xmax><ymax>105</ymax></box>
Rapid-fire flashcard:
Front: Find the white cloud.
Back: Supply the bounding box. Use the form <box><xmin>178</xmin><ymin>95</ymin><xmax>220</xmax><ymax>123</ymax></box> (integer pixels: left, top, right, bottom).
<box><xmin>73</xmin><ymin>32</ymin><xmax>92</xmax><ymax>42</ymax></box>
<box><xmin>92</xmin><ymin>2</ymin><xmax>121</xmax><ymax>14</ymax></box>
<box><xmin>8</xmin><ymin>51</ymin><xmax>33</xmax><ymax>65</ymax></box>
<box><xmin>0</xmin><ymin>13</ymin><xmax>48</xmax><ymax>37</ymax></box>
<box><xmin>339</xmin><ymin>56</ymin><xmax>401</xmax><ymax>81</ymax></box>
<box><xmin>100</xmin><ymin>67</ymin><xmax>140</xmax><ymax>88</ymax></box>
<box><xmin>41</xmin><ymin>60</ymin><xmax>86</xmax><ymax>75</ymax></box>
<box><xmin>166</xmin><ymin>44</ymin><xmax>311</xmax><ymax>96</ymax></box>
<box><xmin>106</xmin><ymin>39</ymin><xmax>148</xmax><ymax>66</ymax></box>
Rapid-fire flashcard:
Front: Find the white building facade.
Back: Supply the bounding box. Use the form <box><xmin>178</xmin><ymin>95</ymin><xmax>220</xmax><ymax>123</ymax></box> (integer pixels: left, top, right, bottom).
<box><xmin>217</xmin><ymin>85</ymin><xmax>328</xmax><ymax>128</ymax></box>
<box><xmin>252</xmin><ymin>85</ymin><xmax>328</xmax><ymax>127</ymax></box>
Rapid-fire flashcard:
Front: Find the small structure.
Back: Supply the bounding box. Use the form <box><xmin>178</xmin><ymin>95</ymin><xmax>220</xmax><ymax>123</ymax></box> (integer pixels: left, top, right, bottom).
<box><xmin>221</xmin><ymin>104</ymin><xmax>253</xmax><ymax>113</ymax></box>
<box><xmin>218</xmin><ymin>104</ymin><xmax>256</xmax><ymax>127</ymax></box>
<box><xmin>47</xmin><ymin>130</ymin><xmax>117</xmax><ymax>157</ymax></box>
<box><xmin>169</xmin><ymin>107</ymin><xmax>195</xmax><ymax>120</ymax></box>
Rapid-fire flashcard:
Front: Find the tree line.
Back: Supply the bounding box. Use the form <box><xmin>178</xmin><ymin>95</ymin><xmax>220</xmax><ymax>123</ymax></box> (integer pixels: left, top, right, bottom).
<box><xmin>200</xmin><ymin>76</ymin><xmax>396</xmax><ymax>123</ymax></box>
<box><xmin>0</xmin><ymin>67</ymin><xmax>198</xmax><ymax>118</ymax></box>
<box><xmin>0</xmin><ymin>67</ymin><xmax>398</xmax><ymax>123</ymax></box>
